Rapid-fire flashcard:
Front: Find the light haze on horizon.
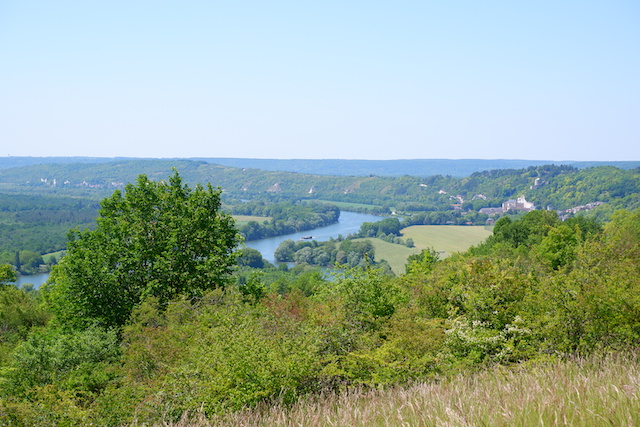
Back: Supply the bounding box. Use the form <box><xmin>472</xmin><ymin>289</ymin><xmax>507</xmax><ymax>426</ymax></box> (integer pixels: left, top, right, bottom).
<box><xmin>1</xmin><ymin>1</ymin><xmax>639</xmax><ymax>161</ymax></box>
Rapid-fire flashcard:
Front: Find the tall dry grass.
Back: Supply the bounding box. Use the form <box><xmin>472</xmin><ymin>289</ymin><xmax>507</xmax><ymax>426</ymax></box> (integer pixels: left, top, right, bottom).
<box><xmin>160</xmin><ymin>353</ymin><xmax>640</xmax><ymax>427</ymax></box>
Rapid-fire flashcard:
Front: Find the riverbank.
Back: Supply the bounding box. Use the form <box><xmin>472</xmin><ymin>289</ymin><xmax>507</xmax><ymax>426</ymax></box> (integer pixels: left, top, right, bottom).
<box><xmin>7</xmin><ymin>211</ymin><xmax>385</xmax><ymax>288</ymax></box>
<box><xmin>245</xmin><ymin>211</ymin><xmax>385</xmax><ymax>264</ymax></box>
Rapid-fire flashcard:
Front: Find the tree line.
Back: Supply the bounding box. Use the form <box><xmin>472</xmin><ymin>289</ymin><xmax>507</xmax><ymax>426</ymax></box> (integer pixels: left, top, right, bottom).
<box><xmin>233</xmin><ymin>201</ymin><xmax>340</xmax><ymax>241</ymax></box>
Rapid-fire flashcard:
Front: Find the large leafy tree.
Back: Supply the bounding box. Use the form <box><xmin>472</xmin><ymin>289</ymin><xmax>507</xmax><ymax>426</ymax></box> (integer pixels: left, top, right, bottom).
<box><xmin>47</xmin><ymin>170</ymin><xmax>240</xmax><ymax>328</ymax></box>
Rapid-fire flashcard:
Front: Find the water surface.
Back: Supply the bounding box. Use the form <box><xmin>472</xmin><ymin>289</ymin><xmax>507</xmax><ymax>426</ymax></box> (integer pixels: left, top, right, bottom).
<box><xmin>10</xmin><ymin>211</ymin><xmax>386</xmax><ymax>288</ymax></box>
<box><xmin>245</xmin><ymin>211</ymin><xmax>384</xmax><ymax>264</ymax></box>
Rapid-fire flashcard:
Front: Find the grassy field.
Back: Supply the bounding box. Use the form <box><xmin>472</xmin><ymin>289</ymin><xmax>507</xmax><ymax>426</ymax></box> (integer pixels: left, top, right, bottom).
<box><xmin>354</xmin><ymin>238</ymin><xmax>420</xmax><ymax>275</ymax></box>
<box><xmin>42</xmin><ymin>250</ymin><xmax>65</xmax><ymax>263</ymax></box>
<box><xmin>232</xmin><ymin>215</ymin><xmax>271</xmax><ymax>225</ymax></box>
<box><xmin>355</xmin><ymin>226</ymin><xmax>493</xmax><ymax>274</ymax></box>
<box><xmin>185</xmin><ymin>353</ymin><xmax>640</xmax><ymax>426</ymax></box>
<box><xmin>401</xmin><ymin>225</ymin><xmax>493</xmax><ymax>257</ymax></box>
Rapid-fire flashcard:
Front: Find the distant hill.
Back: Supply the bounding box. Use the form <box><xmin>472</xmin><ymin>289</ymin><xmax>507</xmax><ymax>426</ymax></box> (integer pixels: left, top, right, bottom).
<box><xmin>1</xmin><ymin>159</ymin><xmax>638</xmax><ymax>214</ymax></box>
<box><xmin>2</xmin><ymin>157</ymin><xmax>638</xmax><ymax>177</ymax></box>
<box><xmin>0</xmin><ymin>157</ymin><xmax>144</xmax><ymax>170</ymax></box>
<box><xmin>1</xmin><ymin>159</ymin><xmax>638</xmax><ymax>254</ymax></box>
<box><xmin>196</xmin><ymin>158</ymin><xmax>640</xmax><ymax>177</ymax></box>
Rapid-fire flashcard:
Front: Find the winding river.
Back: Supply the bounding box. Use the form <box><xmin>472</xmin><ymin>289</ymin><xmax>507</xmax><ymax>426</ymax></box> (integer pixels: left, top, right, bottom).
<box><xmin>245</xmin><ymin>211</ymin><xmax>384</xmax><ymax>264</ymax></box>
<box><xmin>10</xmin><ymin>211</ymin><xmax>384</xmax><ymax>288</ymax></box>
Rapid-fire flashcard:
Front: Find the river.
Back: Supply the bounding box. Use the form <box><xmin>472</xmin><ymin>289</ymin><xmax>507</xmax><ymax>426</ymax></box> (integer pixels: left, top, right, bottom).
<box><xmin>9</xmin><ymin>211</ymin><xmax>384</xmax><ymax>289</ymax></box>
<box><xmin>12</xmin><ymin>272</ymin><xmax>51</xmax><ymax>289</ymax></box>
<box><xmin>245</xmin><ymin>211</ymin><xmax>385</xmax><ymax>264</ymax></box>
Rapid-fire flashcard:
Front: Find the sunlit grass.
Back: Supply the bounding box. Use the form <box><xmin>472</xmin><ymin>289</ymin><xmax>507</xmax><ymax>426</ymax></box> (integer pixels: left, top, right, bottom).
<box><xmin>352</xmin><ymin>225</ymin><xmax>494</xmax><ymax>274</ymax></box>
<box><xmin>232</xmin><ymin>215</ymin><xmax>271</xmax><ymax>225</ymax></box>
<box><xmin>165</xmin><ymin>353</ymin><xmax>640</xmax><ymax>427</ymax></box>
<box><xmin>42</xmin><ymin>250</ymin><xmax>65</xmax><ymax>263</ymax></box>
<box><xmin>353</xmin><ymin>237</ymin><xmax>420</xmax><ymax>274</ymax></box>
<box><xmin>402</xmin><ymin>225</ymin><xmax>493</xmax><ymax>257</ymax></box>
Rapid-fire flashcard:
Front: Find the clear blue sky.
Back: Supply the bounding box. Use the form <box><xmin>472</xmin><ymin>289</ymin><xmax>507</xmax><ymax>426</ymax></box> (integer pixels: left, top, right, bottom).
<box><xmin>1</xmin><ymin>1</ymin><xmax>639</xmax><ymax>161</ymax></box>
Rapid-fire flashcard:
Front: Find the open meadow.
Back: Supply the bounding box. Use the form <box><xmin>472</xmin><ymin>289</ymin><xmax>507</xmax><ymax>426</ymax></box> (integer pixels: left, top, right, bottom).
<box><xmin>192</xmin><ymin>353</ymin><xmax>640</xmax><ymax>427</ymax></box>
<box><xmin>402</xmin><ymin>225</ymin><xmax>493</xmax><ymax>256</ymax></box>
<box><xmin>231</xmin><ymin>215</ymin><xmax>271</xmax><ymax>225</ymax></box>
<box><xmin>358</xmin><ymin>225</ymin><xmax>493</xmax><ymax>274</ymax></box>
<box><xmin>357</xmin><ymin>238</ymin><xmax>420</xmax><ymax>274</ymax></box>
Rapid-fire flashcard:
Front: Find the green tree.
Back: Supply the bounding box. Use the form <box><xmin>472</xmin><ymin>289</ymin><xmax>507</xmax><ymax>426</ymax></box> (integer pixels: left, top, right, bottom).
<box><xmin>237</xmin><ymin>247</ymin><xmax>266</xmax><ymax>268</ymax></box>
<box><xmin>535</xmin><ymin>216</ymin><xmax>601</xmax><ymax>271</ymax></box>
<box><xmin>405</xmin><ymin>248</ymin><xmax>439</xmax><ymax>275</ymax></box>
<box><xmin>47</xmin><ymin>170</ymin><xmax>240</xmax><ymax>328</ymax></box>
<box><xmin>274</xmin><ymin>239</ymin><xmax>296</xmax><ymax>262</ymax></box>
<box><xmin>0</xmin><ymin>263</ymin><xmax>17</xmax><ymax>284</ymax></box>
<box><xmin>0</xmin><ymin>286</ymin><xmax>51</xmax><ymax>362</ymax></box>
<box><xmin>321</xmin><ymin>266</ymin><xmax>405</xmax><ymax>332</ymax></box>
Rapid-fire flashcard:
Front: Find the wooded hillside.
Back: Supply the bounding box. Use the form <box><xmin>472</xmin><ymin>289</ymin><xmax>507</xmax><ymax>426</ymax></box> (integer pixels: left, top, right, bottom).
<box><xmin>1</xmin><ymin>159</ymin><xmax>638</xmax><ymax>257</ymax></box>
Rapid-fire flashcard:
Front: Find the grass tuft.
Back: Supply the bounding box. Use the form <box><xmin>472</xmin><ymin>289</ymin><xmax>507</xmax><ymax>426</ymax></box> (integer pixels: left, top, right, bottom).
<box><xmin>162</xmin><ymin>353</ymin><xmax>640</xmax><ymax>426</ymax></box>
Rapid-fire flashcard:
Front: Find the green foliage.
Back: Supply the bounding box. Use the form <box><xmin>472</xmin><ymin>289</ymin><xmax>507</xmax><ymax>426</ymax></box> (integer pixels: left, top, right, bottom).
<box><xmin>107</xmin><ymin>293</ymin><xmax>321</xmax><ymax>422</ymax></box>
<box><xmin>234</xmin><ymin>263</ymin><xmax>328</xmax><ymax>297</ymax></box>
<box><xmin>4</xmin><ymin>158</ymin><xmax>640</xmax><ymax>424</ymax></box>
<box><xmin>1</xmin><ymin>326</ymin><xmax>120</xmax><ymax>397</ymax></box>
<box><xmin>0</xmin><ymin>264</ymin><xmax>16</xmax><ymax>284</ymax></box>
<box><xmin>238</xmin><ymin>272</ymin><xmax>266</xmax><ymax>305</ymax></box>
<box><xmin>534</xmin><ymin>166</ymin><xmax>640</xmax><ymax>209</ymax></box>
<box><xmin>405</xmin><ymin>248</ymin><xmax>439</xmax><ymax>275</ymax></box>
<box><xmin>235</xmin><ymin>202</ymin><xmax>340</xmax><ymax>240</ymax></box>
<box><xmin>531</xmin><ymin>210</ymin><xmax>640</xmax><ymax>353</ymax></box>
<box><xmin>236</xmin><ymin>247</ymin><xmax>267</xmax><ymax>268</ymax></box>
<box><xmin>320</xmin><ymin>266</ymin><xmax>406</xmax><ymax>332</ymax></box>
<box><xmin>0</xmin><ymin>192</ymin><xmax>99</xmax><ymax>255</ymax></box>
<box><xmin>358</xmin><ymin>217</ymin><xmax>402</xmax><ymax>237</ymax></box>
<box><xmin>274</xmin><ymin>239</ymin><xmax>297</xmax><ymax>262</ymax></box>
<box><xmin>272</xmin><ymin>267</ymin><xmax>326</xmax><ymax>296</ymax></box>
<box><xmin>536</xmin><ymin>222</ymin><xmax>583</xmax><ymax>270</ymax></box>
<box><xmin>2</xmin><ymin>160</ymin><xmax>639</xmax><ymax>257</ymax></box>
<box><xmin>337</xmin><ymin>311</ymin><xmax>446</xmax><ymax>386</ymax></box>
<box><xmin>441</xmin><ymin>315</ymin><xmax>537</xmax><ymax>371</ymax></box>
<box><xmin>7</xmin><ymin>251</ymin><xmax>45</xmax><ymax>274</ymax></box>
<box><xmin>274</xmin><ymin>238</ymin><xmax>378</xmax><ymax>268</ymax></box>
<box><xmin>492</xmin><ymin>210</ymin><xmax>560</xmax><ymax>248</ymax></box>
<box><xmin>2</xmin><ymin>159</ymin><xmax>640</xmax><ymax>425</ymax></box>
<box><xmin>46</xmin><ymin>170</ymin><xmax>240</xmax><ymax>328</ymax></box>
<box><xmin>0</xmin><ymin>385</ymin><xmax>94</xmax><ymax>426</ymax></box>
<box><xmin>0</xmin><ymin>286</ymin><xmax>50</xmax><ymax>364</ymax></box>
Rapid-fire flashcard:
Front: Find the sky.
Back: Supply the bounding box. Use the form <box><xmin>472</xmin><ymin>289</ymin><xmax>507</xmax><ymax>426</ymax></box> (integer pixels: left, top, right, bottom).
<box><xmin>1</xmin><ymin>1</ymin><xmax>639</xmax><ymax>161</ymax></box>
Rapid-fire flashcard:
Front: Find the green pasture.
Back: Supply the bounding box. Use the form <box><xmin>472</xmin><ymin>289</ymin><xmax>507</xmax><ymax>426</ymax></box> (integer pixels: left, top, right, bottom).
<box><xmin>232</xmin><ymin>215</ymin><xmax>271</xmax><ymax>225</ymax></box>
<box><xmin>354</xmin><ymin>238</ymin><xmax>420</xmax><ymax>275</ymax></box>
<box><xmin>402</xmin><ymin>225</ymin><xmax>493</xmax><ymax>256</ymax></box>
<box><xmin>43</xmin><ymin>251</ymin><xmax>65</xmax><ymax>263</ymax></box>
<box><xmin>357</xmin><ymin>225</ymin><xmax>494</xmax><ymax>274</ymax></box>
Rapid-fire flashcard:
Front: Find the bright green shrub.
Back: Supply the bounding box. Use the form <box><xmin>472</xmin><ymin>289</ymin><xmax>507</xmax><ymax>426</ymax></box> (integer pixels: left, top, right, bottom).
<box><xmin>0</xmin><ymin>385</ymin><xmax>92</xmax><ymax>426</ymax></box>
<box><xmin>111</xmin><ymin>292</ymin><xmax>322</xmax><ymax>423</ymax></box>
<box><xmin>339</xmin><ymin>309</ymin><xmax>446</xmax><ymax>385</ymax></box>
<box><xmin>1</xmin><ymin>326</ymin><xmax>120</xmax><ymax>398</ymax></box>
<box><xmin>0</xmin><ymin>286</ymin><xmax>50</xmax><ymax>364</ymax></box>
